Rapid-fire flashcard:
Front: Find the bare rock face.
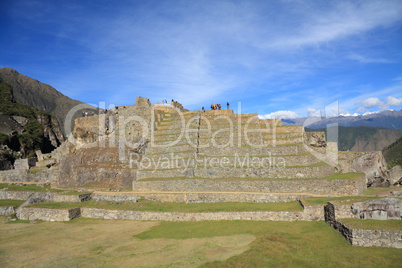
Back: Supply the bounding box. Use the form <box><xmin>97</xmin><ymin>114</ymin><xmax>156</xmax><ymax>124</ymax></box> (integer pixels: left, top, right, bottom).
<box><xmin>349</xmin><ymin>151</ymin><xmax>389</xmax><ymax>187</ymax></box>
<box><xmin>58</xmin><ymin>147</ymin><xmax>135</xmax><ymax>189</ymax></box>
<box><xmin>305</xmin><ymin>132</ymin><xmax>327</xmax><ymax>147</ymax></box>
<box><xmin>351</xmin><ymin>198</ymin><xmax>401</xmax><ymax>220</ymax></box>
<box><xmin>389</xmin><ymin>165</ymin><xmax>402</xmax><ymax>186</ymax></box>
<box><xmin>37</xmin><ymin>114</ymin><xmax>64</xmax><ymax>148</ymax></box>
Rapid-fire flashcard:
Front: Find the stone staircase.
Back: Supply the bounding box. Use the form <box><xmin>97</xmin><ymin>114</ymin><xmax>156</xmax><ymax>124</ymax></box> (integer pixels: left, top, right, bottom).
<box><xmin>132</xmin><ymin>109</ymin><xmax>362</xmax><ymax>203</ymax></box>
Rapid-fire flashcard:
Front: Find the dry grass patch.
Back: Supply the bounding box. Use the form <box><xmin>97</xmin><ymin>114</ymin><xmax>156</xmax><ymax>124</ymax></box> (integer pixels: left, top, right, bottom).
<box><xmin>0</xmin><ymin>218</ymin><xmax>254</xmax><ymax>267</ymax></box>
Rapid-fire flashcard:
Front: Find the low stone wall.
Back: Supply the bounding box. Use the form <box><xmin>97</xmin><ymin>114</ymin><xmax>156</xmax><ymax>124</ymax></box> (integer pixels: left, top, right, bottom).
<box><xmin>0</xmin><ymin>169</ymin><xmax>59</xmax><ymax>183</ymax></box>
<box><xmin>136</xmin><ymin>192</ymin><xmax>305</xmax><ymax>203</ymax></box>
<box><xmin>133</xmin><ymin>176</ymin><xmax>366</xmax><ymax>196</ymax></box>
<box><xmin>299</xmin><ymin>202</ymin><xmax>324</xmax><ymax>221</ymax></box>
<box><xmin>324</xmin><ymin>201</ymin><xmax>402</xmax><ymax>248</ymax></box>
<box><xmin>81</xmin><ymin>207</ymin><xmax>306</xmax><ymax>221</ymax></box>
<box><xmin>19</xmin><ymin>207</ymin><xmax>81</xmax><ymax>221</ymax></box>
<box><xmin>0</xmin><ymin>190</ymin><xmax>91</xmax><ymax>203</ymax></box>
<box><xmin>0</xmin><ymin>206</ymin><xmax>16</xmax><ymax>216</ymax></box>
<box><xmin>350</xmin><ymin>228</ymin><xmax>401</xmax><ymax>248</ymax></box>
<box><xmin>92</xmin><ymin>194</ymin><xmax>138</xmax><ymax>203</ymax></box>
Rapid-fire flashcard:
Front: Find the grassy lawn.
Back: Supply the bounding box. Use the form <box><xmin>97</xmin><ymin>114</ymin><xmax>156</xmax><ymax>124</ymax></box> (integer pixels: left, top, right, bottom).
<box><xmin>1</xmin><ymin>218</ymin><xmax>400</xmax><ymax>266</ymax></box>
<box><xmin>301</xmin><ymin>196</ymin><xmax>384</xmax><ymax>206</ymax></box>
<box><xmin>363</xmin><ymin>186</ymin><xmax>401</xmax><ymax>195</ymax></box>
<box><xmin>27</xmin><ymin>199</ymin><xmax>303</xmax><ymax>212</ymax></box>
<box><xmin>140</xmin><ymin>172</ymin><xmax>364</xmax><ymax>182</ymax></box>
<box><xmin>339</xmin><ymin>218</ymin><xmax>402</xmax><ymax>231</ymax></box>
<box><xmin>0</xmin><ymin>199</ymin><xmax>25</xmax><ymax>207</ymax></box>
<box><xmin>135</xmin><ymin>221</ymin><xmax>402</xmax><ymax>267</ymax></box>
<box><xmin>0</xmin><ymin>183</ymin><xmax>63</xmax><ymax>192</ymax></box>
<box><xmin>0</xmin><ymin>183</ymin><xmax>89</xmax><ymax>195</ymax></box>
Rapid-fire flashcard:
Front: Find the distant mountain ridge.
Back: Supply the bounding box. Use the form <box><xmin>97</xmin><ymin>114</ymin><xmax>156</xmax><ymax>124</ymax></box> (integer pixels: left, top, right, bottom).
<box><xmin>283</xmin><ymin>109</ymin><xmax>402</xmax><ymax>130</ymax></box>
<box><xmin>0</xmin><ymin>68</ymin><xmax>86</xmax><ymax>134</ymax></box>
<box><xmin>305</xmin><ymin>126</ymin><xmax>402</xmax><ymax>152</ymax></box>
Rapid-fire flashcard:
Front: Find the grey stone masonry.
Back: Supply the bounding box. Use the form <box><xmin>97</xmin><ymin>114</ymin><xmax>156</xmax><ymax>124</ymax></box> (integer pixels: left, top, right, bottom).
<box><xmin>351</xmin><ymin>198</ymin><xmax>401</xmax><ymax>220</ymax></box>
<box><xmin>133</xmin><ymin>175</ymin><xmax>366</xmax><ymax>196</ymax></box>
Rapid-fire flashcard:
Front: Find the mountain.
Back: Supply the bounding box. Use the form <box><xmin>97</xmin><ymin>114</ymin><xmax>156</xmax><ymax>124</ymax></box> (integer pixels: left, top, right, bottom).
<box><xmin>382</xmin><ymin>136</ymin><xmax>402</xmax><ymax>168</ymax></box>
<box><xmin>0</xmin><ymin>81</ymin><xmax>64</xmax><ymax>158</ymax></box>
<box><xmin>305</xmin><ymin>126</ymin><xmax>402</xmax><ymax>152</ymax></box>
<box><xmin>283</xmin><ymin>110</ymin><xmax>402</xmax><ymax>130</ymax></box>
<box><xmin>0</xmin><ymin>68</ymin><xmax>86</xmax><ymax>134</ymax></box>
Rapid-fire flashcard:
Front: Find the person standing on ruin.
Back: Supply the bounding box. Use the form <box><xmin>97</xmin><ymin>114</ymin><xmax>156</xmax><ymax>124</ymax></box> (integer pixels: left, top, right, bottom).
<box><xmin>227</xmin><ymin>102</ymin><xmax>229</xmax><ymax>109</ymax></box>
<box><xmin>211</xmin><ymin>103</ymin><xmax>214</xmax><ymax>110</ymax></box>
<box><xmin>202</xmin><ymin>106</ymin><xmax>205</xmax><ymax>112</ymax></box>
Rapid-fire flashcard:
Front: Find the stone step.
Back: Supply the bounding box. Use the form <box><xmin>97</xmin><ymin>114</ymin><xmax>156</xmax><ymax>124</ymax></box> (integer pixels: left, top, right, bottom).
<box><xmin>197</xmin><ymin>144</ymin><xmax>310</xmax><ymax>156</ymax></box>
<box><xmin>261</xmin><ymin>126</ymin><xmax>304</xmax><ymax>133</ymax></box>
<box><xmin>263</xmin><ymin>137</ymin><xmax>304</xmax><ymax>146</ymax></box>
<box><xmin>132</xmin><ymin>175</ymin><xmax>365</xmax><ymax>196</ymax></box>
<box><xmin>136</xmin><ymin>164</ymin><xmax>334</xmax><ymax>180</ymax></box>
<box><xmin>152</xmin><ymin>132</ymin><xmax>198</xmax><ymax>141</ymax></box>
<box><xmin>262</xmin><ymin>132</ymin><xmax>303</xmax><ymax>139</ymax></box>
<box><xmin>132</xmin><ymin>191</ymin><xmax>306</xmax><ymax>203</ymax></box>
<box><xmin>145</xmin><ymin>144</ymin><xmax>197</xmax><ymax>155</ymax></box>
<box><xmin>138</xmin><ymin>154</ymin><xmax>321</xmax><ymax>171</ymax></box>
<box><xmin>195</xmin><ymin>154</ymin><xmax>320</xmax><ymax>167</ymax></box>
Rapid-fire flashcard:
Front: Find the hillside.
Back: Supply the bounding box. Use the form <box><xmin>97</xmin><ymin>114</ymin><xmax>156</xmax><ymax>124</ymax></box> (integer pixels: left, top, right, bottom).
<box><xmin>0</xmin><ymin>68</ymin><xmax>86</xmax><ymax>134</ymax></box>
<box><xmin>305</xmin><ymin>126</ymin><xmax>402</xmax><ymax>152</ymax></box>
<box><xmin>382</xmin><ymin>136</ymin><xmax>402</xmax><ymax>168</ymax></box>
<box><xmin>0</xmin><ymin>81</ymin><xmax>64</xmax><ymax>159</ymax></box>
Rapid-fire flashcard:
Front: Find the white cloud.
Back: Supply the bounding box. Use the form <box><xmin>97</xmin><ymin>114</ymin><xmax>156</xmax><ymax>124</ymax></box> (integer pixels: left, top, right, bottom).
<box><xmin>259</xmin><ymin>110</ymin><xmax>298</xmax><ymax>119</ymax></box>
<box><xmin>307</xmin><ymin>108</ymin><xmax>317</xmax><ymax>115</ymax></box>
<box><xmin>355</xmin><ymin>97</ymin><xmax>384</xmax><ymax>109</ymax></box>
<box><xmin>386</xmin><ymin>96</ymin><xmax>402</xmax><ymax>107</ymax></box>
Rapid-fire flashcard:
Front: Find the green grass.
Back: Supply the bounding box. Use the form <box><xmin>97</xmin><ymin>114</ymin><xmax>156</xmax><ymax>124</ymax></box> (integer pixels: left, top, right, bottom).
<box><xmin>140</xmin><ymin>172</ymin><xmax>364</xmax><ymax>182</ymax></box>
<box><xmin>363</xmin><ymin>186</ymin><xmax>401</xmax><ymax>195</ymax></box>
<box><xmin>339</xmin><ymin>218</ymin><xmax>402</xmax><ymax>230</ymax></box>
<box><xmin>0</xmin><ymin>183</ymin><xmax>88</xmax><ymax>195</ymax></box>
<box><xmin>0</xmin><ymin>183</ymin><xmax>61</xmax><ymax>192</ymax></box>
<box><xmin>0</xmin><ymin>199</ymin><xmax>25</xmax><ymax>207</ymax></box>
<box><xmin>301</xmin><ymin>196</ymin><xmax>383</xmax><ymax>206</ymax></box>
<box><xmin>27</xmin><ymin>199</ymin><xmax>303</xmax><ymax>212</ymax></box>
<box><xmin>134</xmin><ymin>221</ymin><xmax>401</xmax><ymax>267</ymax></box>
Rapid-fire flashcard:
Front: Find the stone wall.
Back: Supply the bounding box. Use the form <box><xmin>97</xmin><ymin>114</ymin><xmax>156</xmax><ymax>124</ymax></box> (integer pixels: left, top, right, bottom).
<box><xmin>80</xmin><ymin>207</ymin><xmax>315</xmax><ymax>221</ymax></box>
<box><xmin>0</xmin><ymin>169</ymin><xmax>59</xmax><ymax>183</ymax></box>
<box><xmin>133</xmin><ymin>175</ymin><xmax>366</xmax><ymax>196</ymax></box>
<box><xmin>92</xmin><ymin>194</ymin><xmax>138</xmax><ymax>203</ymax></box>
<box><xmin>324</xmin><ymin>201</ymin><xmax>402</xmax><ymax>248</ymax></box>
<box><xmin>19</xmin><ymin>207</ymin><xmax>81</xmax><ymax>221</ymax></box>
<box><xmin>0</xmin><ymin>190</ymin><xmax>91</xmax><ymax>202</ymax></box>
<box><xmin>350</xmin><ymin>229</ymin><xmax>401</xmax><ymax>248</ymax></box>
<box><xmin>351</xmin><ymin>198</ymin><xmax>401</xmax><ymax>220</ymax></box>
<box><xmin>0</xmin><ymin>206</ymin><xmax>16</xmax><ymax>216</ymax></box>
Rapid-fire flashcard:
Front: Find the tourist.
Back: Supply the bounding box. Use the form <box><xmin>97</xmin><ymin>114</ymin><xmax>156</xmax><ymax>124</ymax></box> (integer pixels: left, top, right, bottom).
<box><xmin>202</xmin><ymin>106</ymin><xmax>205</xmax><ymax>112</ymax></box>
<box><xmin>211</xmin><ymin>103</ymin><xmax>214</xmax><ymax>110</ymax></box>
<box><xmin>227</xmin><ymin>102</ymin><xmax>229</xmax><ymax>109</ymax></box>
<box><xmin>82</xmin><ymin>112</ymin><xmax>85</xmax><ymax>117</ymax></box>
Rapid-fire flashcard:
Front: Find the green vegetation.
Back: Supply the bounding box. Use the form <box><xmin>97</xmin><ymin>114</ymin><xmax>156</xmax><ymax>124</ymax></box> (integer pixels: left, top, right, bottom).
<box><xmin>363</xmin><ymin>186</ymin><xmax>400</xmax><ymax>195</ymax></box>
<box><xmin>0</xmin><ymin>81</ymin><xmax>57</xmax><ymax>157</ymax></box>
<box><xmin>301</xmin><ymin>196</ymin><xmax>383</xmax><ymax>206</ymax></box>
<box><xmin>134</xmin><ymin>221</ymin><xmax>401</xmax><ymax>267</ymax></box>
<box><xmin>0</xmin><ymin>199</ymin><xmax>25</xmax><ymax>207</ymax></box>
<box><xmin>339</xmin><ymin>218</ymin><xmax>402</xmax><ymax>230</ymax></box>
<box><xmin>27</xmin><ymin>199</ymin><xmax>303</xmax><ymax>212</ymax></box>
<box><xmin>383</xmin><ymin>136</ymin><xmax>402</xmax><ymax>168</ymax></box>
<box><xmin>0</xmin><ymin>183</ymin><xmax>87</xmax><ymax>195</ymax></box>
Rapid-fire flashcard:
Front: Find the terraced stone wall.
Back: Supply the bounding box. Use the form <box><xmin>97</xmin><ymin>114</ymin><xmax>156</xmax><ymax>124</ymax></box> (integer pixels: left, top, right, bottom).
<box><xmin>133</xmin><ymin>175</ymin><xmax>366</xmax><ymax>196</ymax></box>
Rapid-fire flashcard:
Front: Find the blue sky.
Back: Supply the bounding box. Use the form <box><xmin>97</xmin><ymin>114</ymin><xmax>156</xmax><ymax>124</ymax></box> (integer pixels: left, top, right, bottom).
<box><xmin>1</xmin><ymin>0</ymin><xmax>402</xmax><ymax>118</ymax></box>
